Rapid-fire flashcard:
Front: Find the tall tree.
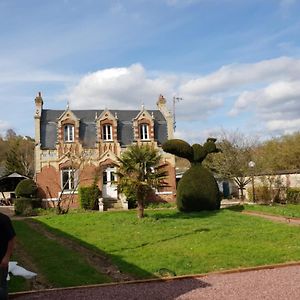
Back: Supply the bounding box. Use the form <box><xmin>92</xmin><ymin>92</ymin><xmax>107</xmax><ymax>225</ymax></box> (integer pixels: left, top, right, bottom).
<box><xmin>257</xmin><ymin>132</ymin><xmax>300</xmax><ymax>172</ymax></box>
<box><xmin>4</xmin><ymin>131</ymin><xmax>34</xmax><ymax>177</ymax></box>
<box><xmin>117</xmin><ymin>144</ymin><xmax>168</xmax><ymax>218</ymax></box>
<box><xmin>205</xmin><ymin>130</ymin><xmax>258</xmax><ymax>200</ymax></box>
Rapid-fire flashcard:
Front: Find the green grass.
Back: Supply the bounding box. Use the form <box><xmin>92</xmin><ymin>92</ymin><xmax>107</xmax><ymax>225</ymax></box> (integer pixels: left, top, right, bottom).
<box><xmin>243</xmin><ymin>204</ymin><xmax>300</xmax><ymax>218</ymax></box>
<box><xmin>10</xmin><ymin>220</ymin><xmax>111</xmax><ymax>292</ymax></box>
<box><xmin>35</xmin><ymin>209</ymin><xmax>300</xmax><ymax>278</ymax></box>
<box><xmin>8</xmin><ymin>276</ymin><xmax>29</xmax><ymax>293</ymax></box>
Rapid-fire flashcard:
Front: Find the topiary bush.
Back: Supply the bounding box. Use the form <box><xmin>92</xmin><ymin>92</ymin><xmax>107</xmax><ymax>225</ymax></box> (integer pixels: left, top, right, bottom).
<box><xmin>163</xmin><ymin>138</ymin><xmax>221</xmax><ymax>212</ymax></box>
<box><xmin>79</xmin><ymin>184</ymin><xmax>101</xmax><ymax>210</ymax></box>
<box><xmin>15</xmin><ymin>179</ymin><xmax>37</xmax><ymax>198</ymax></box>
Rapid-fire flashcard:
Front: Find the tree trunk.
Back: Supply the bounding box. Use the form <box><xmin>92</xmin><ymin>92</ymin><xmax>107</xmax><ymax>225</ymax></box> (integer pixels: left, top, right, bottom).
<box><xmin>137</xmin><ymin>200</ymin><xmax>144</xmax><ymax>218</ymax></box>
<box><xmin>136</xmin><ymin>190</ymin><xmax>145</xmax><ymax>218</ymax></box>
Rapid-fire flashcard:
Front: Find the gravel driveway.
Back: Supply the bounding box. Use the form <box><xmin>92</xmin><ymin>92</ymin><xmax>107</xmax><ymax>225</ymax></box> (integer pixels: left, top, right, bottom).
<box><xmin>11</xmin><ymin>264</ymin><xmax>300</xmax><ymax>300</ymax></box>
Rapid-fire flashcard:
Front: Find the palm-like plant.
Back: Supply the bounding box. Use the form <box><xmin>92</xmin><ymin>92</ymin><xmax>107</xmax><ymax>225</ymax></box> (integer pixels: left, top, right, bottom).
<box><xmin>117</xmin><ymin>144</ymin><xmax>168</xmax><ymax>218</ymax></box>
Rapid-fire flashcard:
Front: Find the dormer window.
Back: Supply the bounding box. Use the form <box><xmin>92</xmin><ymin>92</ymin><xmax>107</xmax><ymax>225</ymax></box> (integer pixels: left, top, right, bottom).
<box><xmin>64</xmin><ymin>124</ymin><xmax>74</xmax><ymax>142</ymax></box>
<box><xmin>102</xmin><ymin>124</ymin><xmax>113</xmax><ymax>141</ymax></box>
<box><xmin>140</xmin><ymin>123</ymin><xmax>149</xmax><ymax>140</ymax></box>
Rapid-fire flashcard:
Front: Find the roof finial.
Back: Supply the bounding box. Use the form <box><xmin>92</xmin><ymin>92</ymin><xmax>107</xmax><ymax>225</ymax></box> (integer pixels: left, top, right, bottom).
<box><xmin>66</xmin><ymin>101</ymin><xmax>70</xmax><ymax>110</ymax></box>
<box><xmin>141</xmin><ymin>103</ymin><xmax>145</xmax><ymax>110</ymax></box>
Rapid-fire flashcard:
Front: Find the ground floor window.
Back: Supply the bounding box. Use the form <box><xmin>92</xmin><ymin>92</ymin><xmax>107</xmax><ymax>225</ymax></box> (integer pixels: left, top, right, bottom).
<box><xmin>61</xmin><ymin>168</ymin><xmax>77</xmax><ymax>190</ymax></box>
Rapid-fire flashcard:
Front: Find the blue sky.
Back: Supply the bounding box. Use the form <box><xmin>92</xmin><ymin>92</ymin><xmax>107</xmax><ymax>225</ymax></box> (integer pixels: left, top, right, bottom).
<box><xmin>1</xmin><ymin>0</ymin><xmax>300</xmax><ymax>143</ymax></box>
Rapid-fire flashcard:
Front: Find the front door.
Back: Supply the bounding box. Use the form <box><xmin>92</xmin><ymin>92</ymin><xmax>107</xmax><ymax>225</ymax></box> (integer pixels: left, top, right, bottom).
<box><xmin>102</xmin><ymin>167</ymin><xmax>118</xmax><ymax>198</ymax></box>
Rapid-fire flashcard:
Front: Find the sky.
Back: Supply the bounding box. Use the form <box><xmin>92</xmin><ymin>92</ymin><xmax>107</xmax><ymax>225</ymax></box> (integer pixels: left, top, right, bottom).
<box><xmin>1</xmin><ymin>0</ymin><xmax>300</xmax><ymax>144</ymax></box>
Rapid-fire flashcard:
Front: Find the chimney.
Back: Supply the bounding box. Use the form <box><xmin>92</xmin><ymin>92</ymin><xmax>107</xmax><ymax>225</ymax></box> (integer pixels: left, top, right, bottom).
<box><xmin>156</xmin><ymin>94</ymin><xmax>174</xmax><ymax>139</ymax></box>
<box><xmin>34</xmin><ymin>92</ymin><xmax>43</xmax><ymax>150</ymax></box>
<box><xmin>35</xmin><ymin>92</ymin><xmax>43</xmax><ymax>116</ymax></box>
<box><xmin>156</xmin><ymin>94</ymin><xmax>166</xmax><ymax>110</ymax></box>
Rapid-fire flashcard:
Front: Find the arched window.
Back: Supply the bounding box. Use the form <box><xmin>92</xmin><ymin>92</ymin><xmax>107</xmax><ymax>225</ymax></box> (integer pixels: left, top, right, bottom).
<box><xmin>64</xmin><ymin>124</ymin><xmax>74</xmax><ymax>142</ymax></box>
<box><xmin>140</xmin><ymin>123</ymin><xmax>149</xmax><ymax>140</ymax></box>
<box><xmin>102</xmin><ymin>124</ymin><xmax>113</xmax><ymax>141</ymax></box>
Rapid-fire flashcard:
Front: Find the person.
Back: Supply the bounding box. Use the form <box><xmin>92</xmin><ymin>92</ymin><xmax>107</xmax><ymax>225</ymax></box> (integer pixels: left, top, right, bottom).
<box><xmin>0</xmin><ymin>212</ymin><xmax>16</xmax><ymax>300</ymax></box>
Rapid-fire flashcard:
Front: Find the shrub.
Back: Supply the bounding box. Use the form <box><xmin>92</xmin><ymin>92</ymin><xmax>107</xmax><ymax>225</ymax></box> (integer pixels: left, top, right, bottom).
<box><xmin>247</xmin><ymin>185</ymin><xmax>271</xmax><ymax>204</ymax></box>
<box><xmin>14</xmin><ymin>198</ymin><xmax>41</xmax><ymax>216</ymax></box>
<box><xmin>118</xmin><ymin>185</ymin><xmax>137</xmax><ymax>209</ymax></box>
<box><xmin>177</xmin><ymin>164</ymin><xmax>221</xmax><ymax>211</ymax></box>
<box><xmin>79</xmin><ymin>184</ymin><xmax>101</xmax><ymax>210</ymax></box>
<box><xmin>163</xmin><ymin>138</ymin><xmax>221</xmax><ymax>212</ymax></box>
<box><xmin>286</xmin><ymin>188</ymin><xmax>300</xmax><ymax>204</ymax></box>
<box><xmin>15</xmin><ymin>179</ymin><xmax>37</xmax><ymax>198</ymax></box>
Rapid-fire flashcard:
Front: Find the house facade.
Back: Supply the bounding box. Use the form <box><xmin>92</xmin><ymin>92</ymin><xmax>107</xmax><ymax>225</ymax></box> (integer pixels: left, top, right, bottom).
<box><xmin>34</xmin><ymin>93</ymin><xmax>176</xmax><ymax>209</ymax></box>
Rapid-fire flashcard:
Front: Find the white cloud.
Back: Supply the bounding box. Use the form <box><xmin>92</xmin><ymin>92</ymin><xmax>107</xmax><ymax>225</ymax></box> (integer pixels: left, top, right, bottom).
<box><xmin>174</xmin><ymin>127</ymin><xmax>221</xmax><ymax>144</ymax></box>
<box><xmin>69</xmin><ymin>64</ymin><xmax>175</xmax><ymax>109</ymax></box>
<box><xmin>266</xmin><ymin>119</ymin><xmax>300</xmax><ymax>134</ymax></box>
<box><xmin>66</xmin><ymin>57</ymin><xmax>300</xmax><ymax>137</ymax></box>
<box><xmin>230</xmin><ymin>80</ymin><xmax>300</xmax><ymax>114</ymax></box>
<box><xmin>179</xmin><ymin>57</ymin><xmax>300</xmax><ymax>96</ymax></box>
<box><xmin>68</xmin><ymin>63</ymin><xmax>224</xmax><ymax>119</ymax></box>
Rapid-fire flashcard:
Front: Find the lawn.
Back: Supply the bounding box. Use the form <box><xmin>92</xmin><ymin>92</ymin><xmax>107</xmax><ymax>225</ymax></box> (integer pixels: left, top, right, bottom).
<box><xmin>10</xmin><ymin>208</ymin><xmax>300</xmax><ymax>292</ymax></box>
<box><xmin>9</xmin><ymin>220</ymin><xmax>111</xmax><ymax>293</ymax></box>
<box><xmin>243</xmin><ymin>204</ymin><xmax>300</xmax><ymax>218</ymax></box>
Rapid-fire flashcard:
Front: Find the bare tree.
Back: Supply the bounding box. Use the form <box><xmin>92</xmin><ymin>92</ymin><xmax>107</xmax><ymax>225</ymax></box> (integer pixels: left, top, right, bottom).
<box><xmin>55</xmin><ymin>151</ymin><xmax>97</xmax><ymax>214</ymax></box>
<box><xmin>205</xmin><ymin>130</ymin><xmax>259</xmax><ymax>201</ymax></box>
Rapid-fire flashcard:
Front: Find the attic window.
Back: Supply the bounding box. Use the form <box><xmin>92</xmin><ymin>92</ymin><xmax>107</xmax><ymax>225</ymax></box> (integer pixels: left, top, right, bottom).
<box><xmin>64</xmin><ymin>124</ymin><xmax>74</xmax><ymax>142</ymax></box>
<box><xmin>102</xmin><ymin>124</ymin><xmax>113</xmax><ymax>141</ymax></box>
<box><xmin>140</xmin><ymin>123</ymin><xmax>149</xmax><ymax>140</ymax></box>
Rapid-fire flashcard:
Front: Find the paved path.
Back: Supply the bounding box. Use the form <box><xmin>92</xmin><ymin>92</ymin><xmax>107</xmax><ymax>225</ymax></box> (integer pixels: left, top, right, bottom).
<box><xmin>10</xmin><ymin>264</ymin><xmax>300</xmax><ymax>300</ymax></box>
<box><xmin>0</xmin><ymin>205</ymin><xmax>14</xmax><ymax>217</ymax></box>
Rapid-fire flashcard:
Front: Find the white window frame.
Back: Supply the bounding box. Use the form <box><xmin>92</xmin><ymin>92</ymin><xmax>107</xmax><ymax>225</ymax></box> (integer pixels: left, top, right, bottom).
<box><xmin>140</xmin><ymin>123</ymin><xmax>149</xmax><ymax>140</ymax></box>
<box><xmin>102</xmin><ymin>124</ymin><xmax>113</xmax><ymax>141</ymax></box>
<box><xmin>61</xmin><ymin>168</ymin><xmax>76</xmax><ymax>191</ymax></box>
<box><xmin>64</xmin><ymin>124</ymin><xmax>75</xmax><ymax>142</ymax></box>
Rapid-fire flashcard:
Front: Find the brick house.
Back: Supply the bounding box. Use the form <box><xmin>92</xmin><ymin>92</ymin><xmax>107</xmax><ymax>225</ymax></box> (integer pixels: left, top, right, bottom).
<box><xmin>34</xmin><ymin>93</ymin><xmax>176</xmax><ymax>209</ymax></box>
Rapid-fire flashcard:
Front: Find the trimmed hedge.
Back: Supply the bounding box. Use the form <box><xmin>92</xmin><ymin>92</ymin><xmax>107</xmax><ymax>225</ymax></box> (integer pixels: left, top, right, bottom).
<box><xmin>15</xmin><ymin>179</ymin><xmax>37</xmax><ymax>198</ymax></box>
<box><xmin>14</xmin><ymin>198</ymin><xmax>42</xmax><ymax>216</ymax></box>
<box><xmin>163</xmin><ymin>139</ymin><xmax>193</xmax><ymax>161</ymax></box>
<box><xmin>163</xmin><ymin>138</ymin><xmax>221</xmax><ymax>212</ymax></box>
<box><xmin>177</xmin><ymin>164</ymin><xmax>221</xmax><ymax>211</ymax></box>
<box><xmin>79</xmin><ymin>185</ymin><xmax>101</xmax><ymax>210</ymax></box>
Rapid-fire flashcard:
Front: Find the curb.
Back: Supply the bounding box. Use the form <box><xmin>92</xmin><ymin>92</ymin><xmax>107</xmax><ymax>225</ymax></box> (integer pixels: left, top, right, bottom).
<box><xmin>9</xmin><ymin>261</ymin><xmax>300</xmax><ymax>298</ymax></box>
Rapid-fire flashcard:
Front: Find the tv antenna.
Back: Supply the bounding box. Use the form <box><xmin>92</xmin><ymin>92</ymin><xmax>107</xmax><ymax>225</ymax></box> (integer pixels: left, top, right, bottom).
<box><xmin>173</xmin><ymin>96</ymin><xmax>183</xmax><ymax>131</ymax></box>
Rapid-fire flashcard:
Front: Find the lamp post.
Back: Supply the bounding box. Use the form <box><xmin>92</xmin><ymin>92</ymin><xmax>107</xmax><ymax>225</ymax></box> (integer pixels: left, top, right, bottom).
<box><xmin>248</xmin><ymin>161</ymin><xmax>256</xmax><ymax>202</ymax></box>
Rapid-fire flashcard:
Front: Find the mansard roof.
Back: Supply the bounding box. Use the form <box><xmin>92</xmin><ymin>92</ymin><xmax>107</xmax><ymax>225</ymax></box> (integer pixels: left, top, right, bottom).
<box><xmin>40</xmin><ymin>109</ymin><xmax>168</xmax><ymax>149</ymax></box>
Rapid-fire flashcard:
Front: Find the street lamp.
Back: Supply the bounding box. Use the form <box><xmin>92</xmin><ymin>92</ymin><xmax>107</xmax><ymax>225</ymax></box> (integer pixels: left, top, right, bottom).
<box><xmin>248</xmin><ymin>161</ymin><xmax>256</xmax><ymax>202</ymax></box>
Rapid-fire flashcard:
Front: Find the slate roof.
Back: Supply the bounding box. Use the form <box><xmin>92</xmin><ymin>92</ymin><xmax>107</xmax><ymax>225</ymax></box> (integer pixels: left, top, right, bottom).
<box><xmin>40</xmin><ymin>109</ymin><xmax>168</xmax><ymax>149</ymax></box>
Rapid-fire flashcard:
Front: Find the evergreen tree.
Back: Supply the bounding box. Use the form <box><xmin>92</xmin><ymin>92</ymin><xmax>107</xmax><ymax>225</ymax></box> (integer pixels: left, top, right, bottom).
<box><xmin>117</xmin><ymin>144</ymin><xmax>168</xmax><ymax>218</ymax></box>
